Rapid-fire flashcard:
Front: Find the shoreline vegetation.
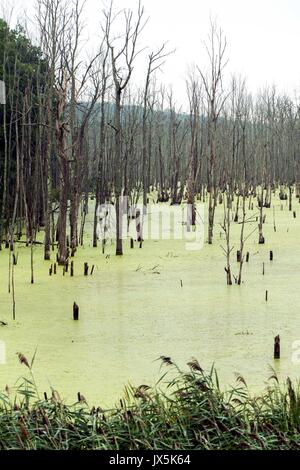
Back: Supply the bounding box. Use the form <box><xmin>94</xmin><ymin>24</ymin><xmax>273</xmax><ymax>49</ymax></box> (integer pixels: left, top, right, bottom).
<box><xmin>1</xmin><ymin>356</ymin><xmax>300</xmax><ymax>450</ymax></box>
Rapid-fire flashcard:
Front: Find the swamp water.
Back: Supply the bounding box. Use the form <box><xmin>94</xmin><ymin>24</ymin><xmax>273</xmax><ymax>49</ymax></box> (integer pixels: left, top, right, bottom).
<box><xmin>0</xmin><ymin>196</ymin><xmax>300</xmax><ymax>407</ymax></box>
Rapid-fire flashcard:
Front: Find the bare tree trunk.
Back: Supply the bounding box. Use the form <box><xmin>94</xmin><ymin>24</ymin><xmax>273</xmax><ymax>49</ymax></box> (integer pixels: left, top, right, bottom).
<box><xmin>221</xmin><ymin>191</ymin><xmax>232</xmax><ymax>285</ymax></box>
<box><xmin>258</xmin><ymin>187</ymin><xmax>265</xmax><ymax>244</ymax></box>
<box><xmin>237</xmin><ymin>191</ymin><xmax>246</xmax><ymax>285</ymax></box>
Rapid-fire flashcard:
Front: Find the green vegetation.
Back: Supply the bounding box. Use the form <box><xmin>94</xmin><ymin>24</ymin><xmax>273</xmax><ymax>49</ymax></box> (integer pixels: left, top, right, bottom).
<box><xmin>1</xmin><ymin>357</ymin><xmax>300</xmax><ymax>450</ymax></box>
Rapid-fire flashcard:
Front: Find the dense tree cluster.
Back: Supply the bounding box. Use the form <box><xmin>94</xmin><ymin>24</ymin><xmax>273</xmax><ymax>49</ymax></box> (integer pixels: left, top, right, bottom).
<box><xmin>0</xmin><ymin>0</ymin><xmax>300</xmax><ymax>264</ymax></box>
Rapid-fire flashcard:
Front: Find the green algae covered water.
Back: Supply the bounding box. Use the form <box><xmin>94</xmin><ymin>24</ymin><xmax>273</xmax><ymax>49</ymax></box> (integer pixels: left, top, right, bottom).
<box><xmin>1</xmin><ymin>196</ymin><xmax>300</xmax><ymax>407</ymax></box>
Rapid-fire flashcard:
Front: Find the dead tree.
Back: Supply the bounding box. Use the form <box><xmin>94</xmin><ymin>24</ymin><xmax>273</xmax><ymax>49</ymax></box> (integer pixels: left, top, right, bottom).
<box><xmin>198</xmin><ymin>21</ymin><xmax>229</xmax><ymax>244</ymax></box>
<box><xmin>104</xmin><ymin>0</ymin><xmax>146</xmax><ymax>255</ymax></box>
<box><xmin>186</xmin><ymin>72</ymin><xmax>201</xmax><ymax>229</ymax></box>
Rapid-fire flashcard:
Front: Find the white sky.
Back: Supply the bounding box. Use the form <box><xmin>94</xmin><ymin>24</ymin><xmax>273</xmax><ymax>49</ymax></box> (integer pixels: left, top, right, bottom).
<box><xmin>3</xmin><ymin>0</ymin><xmax>300</xmax><ymax>108</ymax></box>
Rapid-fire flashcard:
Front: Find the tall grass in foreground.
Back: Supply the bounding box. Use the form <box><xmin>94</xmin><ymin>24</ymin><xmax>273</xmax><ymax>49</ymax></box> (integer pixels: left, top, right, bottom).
<box><xmin>1</xmin><ymin>356</ymin><xmax>300</xmax><ymax>449</ymax></box>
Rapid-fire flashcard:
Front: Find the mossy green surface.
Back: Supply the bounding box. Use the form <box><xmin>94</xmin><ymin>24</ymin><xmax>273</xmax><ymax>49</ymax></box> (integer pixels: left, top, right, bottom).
<box><xmin>0</xmin><ymin>194</ymin><xmax>299</xmax><ymax>407</ymax></box>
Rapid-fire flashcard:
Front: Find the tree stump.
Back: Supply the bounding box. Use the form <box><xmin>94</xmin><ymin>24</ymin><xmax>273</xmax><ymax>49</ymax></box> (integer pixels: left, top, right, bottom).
<box><xmin>269</xmin><ymin>251</ymin><xmax>273</xmax><ymax>261</ymax></box>
<box><xmin>84</xmin><ymin>262</ymin><xmax>89</xmax><ymax>276</ymax></box>
<box><xmin>265</xmin><ymin>290</ymin><xmax>268</xmax><ymax>301</ymax></box>
<box><xmin>274</xmin><ymin>335</ymin><xmax>280</xmax><ymax>359</ymax></box>
<box><xmin>70</xmin><ymin>261</ymin><xmax>74</xmax><ymax>277</ymax></box>
<box><xmin>136</xmin><ymin>209</ymin><xmax>142</xmax><ymax>242</ymax></box>
<box><xmin>54</xmin><ymin>263</ymin><xmax>57</xmax><ymax>274</ymax></box>
<box><xmin>65</xmin><ymin>260</ymin><xmax>69</xmax><ymax>273</ymax></box>
<box><xmin>90</xmin><ymin>265</ymin><xmax>95</xmax><ymax>275</ymax></box>
<box><xmin>73</xmin><ymin>302</ymin><xmax>79</xmax><ymax>320</ymax></box>
<box><xmin>246</xmin><ymin>252</ymin><xmax>249</xmax><ymax>262</ymax></box>
<box><xmin>130</xmin><ymin>238</ymin><xmax>134</xmax><ymax>249</ymax></box>
<box><xmin>49</xmin><ymin>265</ymin><xmax>53</xmax><ymax>276</ymax></box>
<box><xmin>293</xmin><ymin>211</ymin><xmax>296</xmax><ymax>218</ymax></box>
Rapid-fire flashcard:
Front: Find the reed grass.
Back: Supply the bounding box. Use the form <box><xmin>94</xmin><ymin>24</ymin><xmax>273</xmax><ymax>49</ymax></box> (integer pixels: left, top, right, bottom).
<box><xmin>0</xmin><ymin>356</ymin><xmax>300</xmax><ymax>449</ymax></box>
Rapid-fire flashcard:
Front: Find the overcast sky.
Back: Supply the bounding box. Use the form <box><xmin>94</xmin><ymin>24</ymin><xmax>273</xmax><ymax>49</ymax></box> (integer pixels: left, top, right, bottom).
<box><xmin>4</xmin><ymin>0</ymin><xmax>300</xmax><ymax>107</ymax></box>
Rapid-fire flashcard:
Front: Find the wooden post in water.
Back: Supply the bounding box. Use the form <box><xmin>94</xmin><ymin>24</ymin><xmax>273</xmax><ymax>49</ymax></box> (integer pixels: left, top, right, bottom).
<box><xmin>246</xmin><ymin>252</ymin><xmax>249</xmax><ymax>262</ymax></box>
<box><xmin>274</xmin><ymin>335</ymin><xmax>280</xmax><ymax>359</ymax></box>
<box><xmin>70</xmin><ymin>261</ymin><xmax>74</xmax><ymax>277</ymax></box>
<box><xmin>265</xmin><ymin>290</ymin><xmax>268</xmax><ymax>301</ymax></box>
<box><xmin>73</xmin><ymin>302</ymin><xmax>79</xmax><ymax>320</ymax></box>
<box><xmin>84</xmin><ymin>262</ymin><xmax>89</xmax><ymax>276</ymax></box>
<box><xmin>269</xmin><ymin>251</ymin><xmax>273</xmax><ymax>261</ymax></box>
